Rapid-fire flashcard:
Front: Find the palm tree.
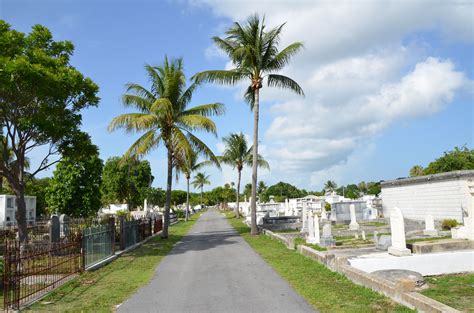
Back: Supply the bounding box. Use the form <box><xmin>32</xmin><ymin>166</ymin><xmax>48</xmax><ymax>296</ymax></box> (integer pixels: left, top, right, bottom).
<box><xmin>109</xmin><ymin>57</ymin><xmax>224</xmax><ymax>238</ymax></box>
<box><xmin>324</xmin><ymin>180</ymin><xmax>337</xmax><ymax>194</ymax></box>
<box><xmin>192</xmin><ymin>172</ymin><xmax>210</xmax><ymax>208</ymax></box>
<box><xmin>175</xmin><ymin>151</ymin><xmax>219</xmax><ymax>221</ymax></box>
<box><xmin>193</xmin><ymin>15</ymin><xmax>304</xmax><ymax>235</ymax></box>
<box><xmin>219</xmin><ymin>133</ymin><xmax>269</xmax><ymax>218</ymax></box>
<box><xmin>257</xmin><ymin>181</ymin><xmax>267</xmax><ymax>202</ymax></box>
<box><xmin>410</xmin><ymin>165</ymin><xmax>424</xmax><ymax>177</ymax></box>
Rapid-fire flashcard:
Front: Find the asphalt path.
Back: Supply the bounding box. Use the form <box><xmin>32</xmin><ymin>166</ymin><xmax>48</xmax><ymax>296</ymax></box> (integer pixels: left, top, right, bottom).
<box><xmin>118</xmin><ymin>210</ymin><xmax>316</xmax><ymax>313</ymax></box>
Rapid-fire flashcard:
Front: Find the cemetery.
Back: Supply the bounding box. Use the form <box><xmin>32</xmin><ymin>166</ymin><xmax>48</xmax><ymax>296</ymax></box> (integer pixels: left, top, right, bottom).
<box><xmin>241</xmin><ymin>170</ymin><xmax>474</xmax><ymax>312</ymax></box>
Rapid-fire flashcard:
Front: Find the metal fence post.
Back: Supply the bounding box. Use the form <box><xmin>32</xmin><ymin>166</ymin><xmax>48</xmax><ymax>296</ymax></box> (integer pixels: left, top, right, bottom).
<box><xmin>119</xmin><ymin>216</ymin><xmax>125</xmax><ymax>250</ymax></box>
<box><xmin>109</xmin><ymin>217</ymin><xmax>115</xmax><ymax>254</ymax></box>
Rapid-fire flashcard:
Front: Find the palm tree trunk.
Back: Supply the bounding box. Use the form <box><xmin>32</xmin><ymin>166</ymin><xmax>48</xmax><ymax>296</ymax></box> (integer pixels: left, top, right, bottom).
<box><xmin>250</xmin><ymin>88</ymin><xmax>260</xmax><ymax>235</ymax></box>
<box><xmin>185</xmin><ymin>177</ymin><xmax>190</xmax><ymax>222</ymax></box>
<box><xmin>200</xmin><ymin>186</ymin><xmax>203</xmax><ymax>208</ymax></box>
<box><xmin>235</xmin><ymin>169</ymin><xmax>241</xmax><ymax>218</ymax></box>
<box><xmin>162</xmin><ymin>149</ymin><xmax>173</xmax><ymax>239</ymax></box>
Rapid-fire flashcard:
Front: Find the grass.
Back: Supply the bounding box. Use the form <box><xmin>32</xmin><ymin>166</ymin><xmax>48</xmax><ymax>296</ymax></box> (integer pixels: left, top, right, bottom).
<box><xmin>361</xmin><ymin>221</ymin><xmax>388</xmax><ymax>227</ymax></box>
<box><xmin>421</xmin><ymin>273</ymin><xmax>474</xmax><ymax>312</ymax></box>
<box><xmin>274</xmin><ymin>229</ymin><xmax>300</xmax><ymax>233</ymax></box>
<box><xmin>294</xmin><ymin>237</ymin><xmax>327</xmax><ymax>251</ymax></box>
<box><xmin>225</xmin><ymin>213</ymin><xmax>413</xmax><ymax>313</ymax></box>
<box><xmin>406</xmin><ymin>236</ymin><xmax>451</xmax><ymax>244</ymax></box>
<box><xmin>26</xmin><ymin>214</ymin><xmax>201</xmax><ymax>312</ymax></box>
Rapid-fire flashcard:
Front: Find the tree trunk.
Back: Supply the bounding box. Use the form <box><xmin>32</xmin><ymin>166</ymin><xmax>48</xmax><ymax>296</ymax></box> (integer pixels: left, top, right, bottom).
<box><xmin>250</xmin><ymin>88</ymin><xmax>260</xmax><ymax>235</ymax></box>
<box><xmin>200</xmin><ymin>186</ymin><xmax>203</xmax><ymax>208</ymax></box>
<box><xmin>235</xmin><ymin>169</ymin><xmax>241</xmax><ymax>218</ymax></box>
<box><xmin>12</xmin><ymin>182</ymin><xmax>28</xmax><ymax>242</ymax></box>
<box><xmin>162</xmin><ymin>149</ymin><xmax>173</xmax><ymax>239</ymax></box>
<box><xmin>185</xmin><ymin>177</ymin><xmax>190</xmax><ymax>222</ymax></box>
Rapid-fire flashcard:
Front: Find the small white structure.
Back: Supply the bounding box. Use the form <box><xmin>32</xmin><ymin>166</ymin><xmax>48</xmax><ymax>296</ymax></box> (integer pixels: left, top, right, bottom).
<box><xmin>381</xmin><ymin>170</ymin><xmax>474</xmax><ymax>222</ymax></box>
<box><xmin>349</xmin><ymin>204</ymin><xmax>360</xmax><ymax>230</ymax></box>
<box><xmin>388</xmin><ymin>207</ymin><xmax>411</xmax><ymax>256</ymax></box>
<box><xmin>423</xmin><ymin>214</ymin><xmax>438</xmax><ymax>236</ymax></box>
<box><xmin>0</xmin><ymin>195</ymin><xmax>36</xmax><ymax>227</ymax></box>
<box><xmin>100</xmin><ymin>203</ymin><xmax>128</xmax><ymax>215</ymax></box>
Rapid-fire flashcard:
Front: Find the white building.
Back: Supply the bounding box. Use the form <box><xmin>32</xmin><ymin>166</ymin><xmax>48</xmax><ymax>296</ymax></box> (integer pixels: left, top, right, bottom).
<box><xmin>381</xmin><ymin>170</ymin><xmax>474</xmax><ymax>222</ymax></box>
<box><xmin>0</xmin><ymin>195</ymin><xmax>36</xmax><ymax>227</ymax></box>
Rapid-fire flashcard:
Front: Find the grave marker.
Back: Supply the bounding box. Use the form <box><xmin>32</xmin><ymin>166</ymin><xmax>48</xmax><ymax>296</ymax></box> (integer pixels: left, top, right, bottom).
<box><xmin>388</xmin><ymin>207</ymin><xmax>411</xmax><ymax>256</ymax></box>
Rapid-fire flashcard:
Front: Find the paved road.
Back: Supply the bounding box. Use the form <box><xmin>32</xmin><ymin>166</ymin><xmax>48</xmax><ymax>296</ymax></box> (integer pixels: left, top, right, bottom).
<box><xmin>118</xmin><ymin>210</ymin><xmax>316</xmax><ymax>313</ymax></box>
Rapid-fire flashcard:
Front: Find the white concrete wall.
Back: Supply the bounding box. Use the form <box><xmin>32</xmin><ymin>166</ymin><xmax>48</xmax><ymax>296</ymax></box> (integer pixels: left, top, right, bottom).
<box><xmin>381</xmin><ymin>177</ymin><xmax>471</xmax><ymax>222</ymax></box>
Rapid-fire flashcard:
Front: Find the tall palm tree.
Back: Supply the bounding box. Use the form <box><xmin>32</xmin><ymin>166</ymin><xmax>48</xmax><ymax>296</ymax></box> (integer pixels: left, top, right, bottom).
<box><xmin>219</xmin><ymin>133</ymin><xmax>268</xmax><ymax>218</ymax></box>
<box><xmin>192</xmin><ymin>172</ymin><xmax>210</xmax><ymax>208</ymax></box>
<box><xmin>175</xmin><ymin>151</ymin><xmax>219</xmax><ymax>221</ymax></box>
<box><xmin>109</xmin><ymin>57</ymin><xmax>224</xmax><ymax>238</ymax></box>
<box><xmin>257</xmin><ymin>181</ymin><xmax>267</xmax><ymax>201</ymax></box>
<box><xmin>324</xmin><ymin>180</ymin><xmax>337</xmax><ymax>194</ymax></box>
<box><xmin>193</xmin><ymin>15</ymin><xmax>304</xmax><ymax>235</ymax></box>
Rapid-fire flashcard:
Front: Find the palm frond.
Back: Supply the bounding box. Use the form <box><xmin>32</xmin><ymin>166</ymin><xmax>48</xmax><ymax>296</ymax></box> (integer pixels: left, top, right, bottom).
<box><xmin>192</xmin><ymin>70</ymin><xmax>248</xmax><ymax>86</ymax></box>
<box><xmin>122</xmin><ymin>94</ymin><xmax>153</xmax><ymax>113</ymax></box>
<box><xmin>123</xmin><ymin>130</ymin><xmax>162</xmax><ymax>159</ymax></box>
<box><xmin>177</xmin><ymin>115</ymin><xmax>218</xmax><ymax>135</ymax></box>
<box><xmin>267</xmin><ymin>74</ymin><xmax>305</xmax><ymax>96</ymax></box>
<box><xmin>108</xmin><ymin>113</ymin><xmax>158</xmax><ymax>133</ymax></box>
<box><xmin>182</xmin><ymin>103</ymin><xmax>225</xmax><ymax>117</ymax></box>
<box><xmin>265</xmin><ymin>42</ymin><xmax>304</xmax><ymax>72</ymax></box>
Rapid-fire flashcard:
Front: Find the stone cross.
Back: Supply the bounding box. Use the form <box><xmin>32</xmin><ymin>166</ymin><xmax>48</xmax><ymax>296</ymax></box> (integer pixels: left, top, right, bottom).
<box><xmin>50</xmin><ymin>215</ymin><xmax>60</xmax><ymax>243</ymax></box>
<box><xmin>423</xmin><ymin>214</ymin><xmax>438</xmax><ymax>236</ymax></box>
<box><xmin>388</xmin><ymin>207</ymin><xmax>411</xmax><ymax>256</ymax></box>
<box><xmin>349</xmin><ymin>204</ymin><xmax>359</xmax><ymax>230</ymax></box>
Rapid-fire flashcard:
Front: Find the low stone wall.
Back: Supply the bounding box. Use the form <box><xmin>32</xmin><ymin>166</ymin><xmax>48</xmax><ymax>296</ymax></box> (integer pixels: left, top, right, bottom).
<box><xmin>410</xmin><ymin>239</ymin><xmax>474</xmax><ymax>254</ymax></box>
<box><xmin>261</xmin><ymin>228</ymin><xmax>295</xmax><ymax>250</ymax></box>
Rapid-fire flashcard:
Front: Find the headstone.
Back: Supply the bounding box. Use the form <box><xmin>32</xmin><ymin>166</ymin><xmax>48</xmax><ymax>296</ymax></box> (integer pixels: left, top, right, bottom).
<box><xmin>320</xmin><ymin>223</ymin><xmax>336</xmax><ymax>247</ymax></box>
<box><xmin>301</xmin><ymin>203</ymin><xmax>308</xmax><ymax>233</ymax></box>
<box><xmin>354</xmin><ymin>233</ymin><xmax>359</xmax><ymax>240</ymax></box>
<box><xmin>376</xmin><ymin>235</ymin><xmax>392</xmax><ymax>250</ymax></box>
<box><xmin>306</xmin><ymin>211</ymin><xmax>320</xmax><ymax>245</ymax></box>
<box><xmin>50</xmin><ymin>215</ymin><xmax>60</xmax><ymax>243</ymax></box>
<box><xmin>388</xmin><ymin>207</ymin><xmax>411</xmax><ymax>256</ymax></box>
<box><xmin>452</xmin><ymin>185</ymin><xmax>474</xmax><ymax>241</ymax></box>
<box><xmin>349</xmin><ymin>204</ymin><xmax>360</xmax><ymax>230</ymax></box>
<box><xmin>423</xmin><ymin>214</ymin><xmax>438</xmax><ymax>236</ymax></box>
<box><xmin>361</xmin><ymin>230</ymin><xmax>366</xmax><ymax>241</ymax></box>
<box><xmin>321</xmin><ymin>203</ymin><xmax>327</xmax><ymax>220</ymax></box>
<box><xmin>59</xmin><ymin>214</ymin><xmax>70</xmax><ymax>238</ymax></box>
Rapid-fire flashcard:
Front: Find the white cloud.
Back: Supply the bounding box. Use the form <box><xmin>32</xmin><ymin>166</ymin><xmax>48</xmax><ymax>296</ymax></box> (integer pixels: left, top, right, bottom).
<box><xmin>190</xmin><ymin>0</ymin><xmax>472</xmax><ymax>189</ymax></box>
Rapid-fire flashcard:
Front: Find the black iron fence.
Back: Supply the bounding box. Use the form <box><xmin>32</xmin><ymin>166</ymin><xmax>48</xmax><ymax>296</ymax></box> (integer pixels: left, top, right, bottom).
<box><xmin>2</xmin><ymin>214</ymin><xmax>164</xmax><ymax>310</ymax></box>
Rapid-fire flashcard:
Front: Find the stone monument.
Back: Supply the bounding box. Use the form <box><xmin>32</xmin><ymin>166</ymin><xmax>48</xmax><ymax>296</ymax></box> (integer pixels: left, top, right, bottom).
<box><xmin>423</xmin><ymin>214</ymin><xmax>438</xmax><ymax>236</ymax></box>
<box><xmin>388</xmin><ymin>207</ymin><xmax>411</xmax><ymax>256</ymax></box>
<box><xmin>306</xmin><ymin>211</ymin><xmax>320</xmax><ymax>245</ymax></box>
<box><xmin>349</xmin><ymin>204</ymin><xmax>360</xmax><ymax>230</ymax></box>
<box><xmin>320</xmin><ymin>223</ymin><xmax>336</xmax><ymax>247</ymax></box>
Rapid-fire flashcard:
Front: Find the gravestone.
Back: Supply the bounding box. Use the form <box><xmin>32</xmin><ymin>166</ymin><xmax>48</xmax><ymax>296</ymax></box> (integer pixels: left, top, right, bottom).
<box><xmin>423</xmin><ymin>214</ymin><xmax>438</xmax><ymax>236</ymax></box>
<box><xmin>50</xmin><ymin>215</ymin><xmax>60</xmax><ymax>243</ymax></box>
<box><xmin>300</xmin><ymin>203</ymin><xmax>308</xmax><ymax>233</ymax></box>
<box><xmin>376</xmin><ymin>235</ymin><xmax>392</xmax><ymax>250</ymax></box>
<box><xmin>321</xmin><ymin>204</ymin><xmax>327</xmax><ymax>221</ymax></box>
<box><xmin>388</xmin><ymin>207</ymin><xmax>411</xmax><ymax>256</ymax></box>
<box><xmin>320</xmin><ymin>223</ymin><xmax>336</xmax><ymax>247</ymax></box>
<box><xmin>59</xmin><ymin>214</ymin><xmax>70</xmax><ymax>238</ymax></box>
<box><xmin>349</xmin><ymin>204</ymin><xmax>360</xmax><ymax>230</ymax></box>
<box><xmin>361</xmin><ymin>230</ymin><xmax>366</xmax><ymax>241</ymax></box>
<box><xmin>354</xmin><ymin>233</ymin><xmax>359</xmax><ymax>240</ymax></box>
<box><xmin>306</xmin><ymin>211</ymin><xmax>320</xmax><ymax>245</ymax></box>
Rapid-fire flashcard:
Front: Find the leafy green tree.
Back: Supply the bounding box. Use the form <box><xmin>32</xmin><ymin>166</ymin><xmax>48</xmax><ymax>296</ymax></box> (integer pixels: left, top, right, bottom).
<box><xmin>175</xmin><ymin>151</ymin><xmax>218</xmax><ymax>221</ymax></box>
<box><xmin>0</xmin><ymin>22</ymin><xmax>99</xmax><ymax>241</ymax></box>
<box><xmin>324</xmin><ymin>180</ymin><xmax>338</xmax><ymax>193</ymax></box>
<box><xmin>409</xmin><ymin>165</ymin><xmax>425</xmax><ymax>177</ymax></box>
<box><xmin>46</xmin><ymin>152</ymin><xmax>103</xmax><ymax>217</ymax></box>
<box><xmin>171</xmin><ymin>190</ymin><xmax>188</xmax><ymax>207</ymax></box>
<box><xmin>366</xmin><ymin>182</ymin><xmax>381</xmax><ymax>196</ymax></box>
<box><xmin>192</xmin><ymin>172</ymin><xmax>210</xmax><ymax>207</ymax></box>
<box><xmin>25</xmin><ymin>177</ymin><xmax>51</xmax><ymax>217</ymax></box>
<box><xmin>145</xmin><ymin>187</ymin><xmax>165</xmax><ymax>208</ymax></box>
<box><xmin>194</xmin><ymin>15</ymin><xmax>304</xmax><ymax>235</ymax></box>
<box><xmin>337</xmin><ymin>184</ymin><xmax>360</xmax><ymax>199</ymax></box>
<box><xmin>101</xmin><ymin>157</ymin><xmax>153</xmax><ymax>209</ymax></box>
<box><xmin>109</xmin><ymin>57</ymin><xmax>224</xmax><ymax>238</ymax></box>
<box><xmin>423</xmin><ymin>146</ymin><xmax>474</xmax><ymax>175</ymax></box>
<box><xmin>265</xmin><ymin>182</ymin><xmax>305</xmax><ymax>199</ymax></box>
<box><xmin>219</xmin><ymin>133</ymin><xmax>268</xmax><ymax>217</ymax></box>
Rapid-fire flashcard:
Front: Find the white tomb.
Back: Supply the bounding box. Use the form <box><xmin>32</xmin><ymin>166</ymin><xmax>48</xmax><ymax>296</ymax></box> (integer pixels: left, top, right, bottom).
<box><xmin>349</xmin><ymin>204</ymin><xmax>360</xmax><ymax>230</ymax></box>
<box><xmin>423</xmin><ymin>214</ymin><xmax>438</xmax><ymax>236</ymax></box>
<box><xmin>388</xmin><ymin>207</ymin><xmax>411</xmax><ymax>256</ymax></box>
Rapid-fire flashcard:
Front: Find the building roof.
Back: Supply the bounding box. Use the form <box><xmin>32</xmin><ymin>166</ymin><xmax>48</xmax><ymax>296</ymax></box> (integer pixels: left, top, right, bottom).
<box><xmin>380</xmin><ymin>170</ymin><xmax>474</xmax><ymax>188</ymax></box>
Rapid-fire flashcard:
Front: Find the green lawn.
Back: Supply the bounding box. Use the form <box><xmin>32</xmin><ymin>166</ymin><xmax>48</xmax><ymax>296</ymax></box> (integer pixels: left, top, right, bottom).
<box><xmin>421</xmin><ymin>273</ymin><xmax>474</xmax><ymax>312</ymax></box>
<box><xmin>26</xmin><ymin>214</ymin><xmax>201</xmax><ymax>312</ymax></box>
<box><xmin>226</xmin><ymin>214</ymin><xmax>413</xmax><ymax>313</ymax></box>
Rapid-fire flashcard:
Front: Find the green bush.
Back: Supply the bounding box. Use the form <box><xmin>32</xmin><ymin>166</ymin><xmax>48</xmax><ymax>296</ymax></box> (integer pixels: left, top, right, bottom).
<box><xmin>116</xmin><ymin>209</ymin><xmax>131</xmax><ymax>220</ymax></box>
<box><xmin>442</xmin><ymin>219</ymin><xmax>459</xmax><ymax>230</ymax></box>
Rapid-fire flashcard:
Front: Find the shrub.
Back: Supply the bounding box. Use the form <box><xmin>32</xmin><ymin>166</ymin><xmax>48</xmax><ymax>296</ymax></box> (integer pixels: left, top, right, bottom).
<box><xmin>441</xmin><ymin>219</ymin><xmax>459</xmax><ymax>230</ymax></box>
<box><xmin>116</xmin><ymin>209</ymin><xmax>131</xmax><ymax>220</ymax></box>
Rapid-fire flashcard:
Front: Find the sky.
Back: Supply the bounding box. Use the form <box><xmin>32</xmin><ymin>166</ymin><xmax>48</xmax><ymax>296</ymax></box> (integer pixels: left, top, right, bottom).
<box><xmin>1</xmin><ymin>0</ymin><xmax>473</xmax><ymax>192</ymax></box>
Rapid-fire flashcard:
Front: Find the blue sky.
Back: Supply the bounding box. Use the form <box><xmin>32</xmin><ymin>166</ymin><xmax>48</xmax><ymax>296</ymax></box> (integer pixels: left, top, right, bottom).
<box><xmin>2</xmin><ymin>0</ymin><xmax>473</xmax><ymax>191</ymax></box>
